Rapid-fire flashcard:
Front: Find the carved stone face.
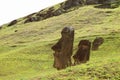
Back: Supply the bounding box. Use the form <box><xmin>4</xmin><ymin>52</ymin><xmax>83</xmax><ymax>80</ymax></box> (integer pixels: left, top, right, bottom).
<box><xmin>92</xmin><ymin>37</ymin><xmax>104</xmax><ymax>50</ymax></box>
<box><xmin>78</xmin><ymin>40</ymin><xmax>91</xmax><ymax>49</ymax></box>
<box><xmin>73</xmin><ymin>40</ymin><xmax>91</xmax><ymax>65</ymax></box>
<box><xmin>53</xmin><ymin>53</ymin><xmax>66</xmax><ymax>70</ymax></box>
<box><xmin>52</xmin><ymin>27</ymin><xmax>74</xmax><ymax>70</ymax></box>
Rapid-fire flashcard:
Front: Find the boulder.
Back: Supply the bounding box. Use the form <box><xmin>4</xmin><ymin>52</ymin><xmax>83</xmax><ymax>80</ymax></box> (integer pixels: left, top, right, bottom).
<box><xmin>86</xmin><ymin>0</ymin><xmax>98</xmax><ymax>4</ymax></box>
<box><xmin>8</xmin><ymin>20</ymin><xmax>17</xmax><ymax>26</ymax></box>
<box><xmin>61</xmin><ymin>0</ymin><xmax>85</xmax><ymax>10</ymax></box>
<box><xmin>24</xmin><ymin>16</ymin><xmax>40</xmax><ymax>23</ymax></box>
<box><xmin>53</xmin><ymin>9</ymin><xmax>63</xmax><ymax>16</ymax></box>
<box><xmin>23</xmin><ymin>13</ymin><xmax>36</xmax><ymax>19</ymax></box>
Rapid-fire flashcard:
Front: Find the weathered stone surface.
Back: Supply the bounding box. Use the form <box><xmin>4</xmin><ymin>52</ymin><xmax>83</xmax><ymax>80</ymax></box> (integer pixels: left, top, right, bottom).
<box><xmin>86</xmin><ymin>0</ymin><xmax>116</xmax><ymax>4</ymax></box>
<box><xmin>23</xmin><ymin>0</ymin><xmax>118</xmax><ymax>24</ymax></box>
<box><xmin>61</xmin><ymin>0</ymin><xmax>85</xmax><ymax>10</ymax></box>
<box><xmin>53</xmin><ymin>9</ymin><xmax>63</xmax><ymax>16</ymax></box>
<box><xmin>8</xmin><ymin>20</ymin><xmax>17</xmax><ymax>26</ymax></box>
<box><xmin>86</xmin><ymin>0</ymin><xmax>98</xmax><ymax>4</ymax></box>
<box><xmin>92</xmin><ymin>37</ymin><xmax>104</xmax><ymax>50</ymax></box>
<box><xmin>73</xmin><ymin>40</ymin><xmax>91</xmax><ymax>65</ymax></box>
<box><xmin>23</xmin><ymin>13</ymin><xmax>36</xmax><ymax>19</ymax></box>
<box><xmin>99</xmin><ymin>0</ymin><xmax>116</xmax><ymax>4</ymax></box>
<box><xmin>24</xmin><ymin>17</ymin><xmax>40</xmax><ymax>23</ymax></box>
<box><xmin>51</xmin><ymin>27</ymin><xmax>74</xmax><ymax>70</ymax></box>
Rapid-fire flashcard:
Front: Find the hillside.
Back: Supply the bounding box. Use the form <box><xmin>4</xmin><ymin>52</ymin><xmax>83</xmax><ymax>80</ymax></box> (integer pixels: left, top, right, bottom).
<box><xmin>0</xmin><ymin>0</ymin><xmax>120</xmax><ymax>80</ymax></box>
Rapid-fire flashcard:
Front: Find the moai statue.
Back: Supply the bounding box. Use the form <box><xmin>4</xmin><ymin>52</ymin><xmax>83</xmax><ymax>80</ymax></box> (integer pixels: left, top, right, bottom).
<box><xmin>73</xmin><ymin>40</ymin><xmax>91</xmax><ymax>65</ymax></box>
<box><xmin>51</xmin><ymin>27</ymin><xmax>74</xmax><ymax>70</ymax></box>
<box><xmin>92</xmin><ymin>37</ymin><xmax>104</xmax><ymax>50</ymax></box>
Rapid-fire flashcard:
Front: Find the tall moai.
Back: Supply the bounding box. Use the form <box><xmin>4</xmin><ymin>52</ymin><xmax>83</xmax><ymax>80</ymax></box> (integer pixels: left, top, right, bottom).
<box><xmin>51</xmin><ymin>27</ymin><xmax>74</xmax><ymax>70</ymax></box>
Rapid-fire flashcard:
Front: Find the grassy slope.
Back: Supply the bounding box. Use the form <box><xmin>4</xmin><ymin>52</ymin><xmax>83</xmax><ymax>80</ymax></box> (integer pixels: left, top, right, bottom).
<box><xmin>0</xmin><ymin>5</ymin><xmax>120</xmax><ymax>80</ymax></box>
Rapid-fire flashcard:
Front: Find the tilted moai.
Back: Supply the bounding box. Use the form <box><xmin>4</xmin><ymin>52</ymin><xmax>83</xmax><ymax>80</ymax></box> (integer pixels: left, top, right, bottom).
<box><xmin>51</xmin><ymin>27</ymin><xmax>74</xmax><ymax>70</ymax></box>
<box><xmin>73</xmin><ymin>40</ymin><xmax>91</xmax><ymax>65</ymax></box>
<box><xmin>92</xmin><ymin>37</ymin><xmax>104</xmax><ymax>50</ymax></box>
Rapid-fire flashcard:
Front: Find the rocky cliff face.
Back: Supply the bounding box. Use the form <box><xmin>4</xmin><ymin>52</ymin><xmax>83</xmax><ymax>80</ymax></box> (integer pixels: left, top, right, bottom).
<box><xmin>6</xmin><ymin>0</ymin><xmax>118</xmax><ymax>26</ymax></box>
<box><xmin>61</xmin><ymin>0</ymin><xmax>85</xmax><ymax>10</ymax></box>
<box><xmin>23</xmin><ymin>0</ymin><xmax>85</xmax><ymax>24</ymax></box>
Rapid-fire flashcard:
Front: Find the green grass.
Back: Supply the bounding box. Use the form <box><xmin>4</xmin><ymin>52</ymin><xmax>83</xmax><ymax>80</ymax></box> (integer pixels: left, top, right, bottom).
<box><xmin>0</xmin><ymin>5</ymin><xmax>120</xmax><ymax>80</ymax></box>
